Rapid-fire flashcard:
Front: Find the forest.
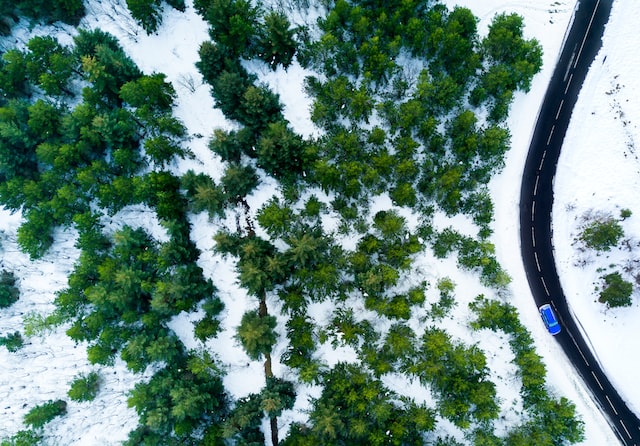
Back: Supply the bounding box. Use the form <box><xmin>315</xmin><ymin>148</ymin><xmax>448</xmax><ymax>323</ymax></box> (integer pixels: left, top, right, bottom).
<box><xmin>0</xmin><ymin>0</ymin><xmax>584</xmax><ymax>445</ymax></box>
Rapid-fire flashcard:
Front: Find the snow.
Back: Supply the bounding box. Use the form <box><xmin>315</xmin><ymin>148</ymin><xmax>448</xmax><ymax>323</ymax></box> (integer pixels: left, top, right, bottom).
<box><xmin>0</xmin><ymin>211</ymin><xmax>146</xmax><ymax>445</ymax></box>
<box><xmin>0</xmin><ymin>0</ymin><xmax>636</xmax><ymax>444</ymax></box>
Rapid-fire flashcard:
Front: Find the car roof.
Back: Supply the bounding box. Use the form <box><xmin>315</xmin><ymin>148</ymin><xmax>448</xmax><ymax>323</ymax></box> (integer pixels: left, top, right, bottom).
<box><xmin>540</xmin><ymin>304</ymin><xmax>555</xmax><ymax>316</ymax></box>
<box><xmin>539</xmin><ymin>304</ymin><xmax>561</xmax><ymax>333</ymax></box>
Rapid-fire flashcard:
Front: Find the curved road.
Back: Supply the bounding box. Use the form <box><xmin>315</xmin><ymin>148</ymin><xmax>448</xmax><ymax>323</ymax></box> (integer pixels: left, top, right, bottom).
<box><xmin>519</xmin><ymin>0</ymin><xmax>640</xmax><ymax>444</ymax></box>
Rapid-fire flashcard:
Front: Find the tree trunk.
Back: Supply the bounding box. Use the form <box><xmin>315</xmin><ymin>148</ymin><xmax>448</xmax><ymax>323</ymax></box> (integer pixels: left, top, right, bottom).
<box><xmin>270</xmin><ymin>416</ymin><xmax>279</xmax><ymax>446</ymax></box>
<box><xmin>259</xmin><ymin>296</ymin><xmax>268</xmax><ymax>317</ymax></box>
<box><xmin>260</xmin><ymin>293</ymin><xmax>278</xmax><ymax>445</ymax></box>
<box><xmin>264</xmin><ymin>352</ymin><xmax>273</xmax><ymax>378</ymax></box>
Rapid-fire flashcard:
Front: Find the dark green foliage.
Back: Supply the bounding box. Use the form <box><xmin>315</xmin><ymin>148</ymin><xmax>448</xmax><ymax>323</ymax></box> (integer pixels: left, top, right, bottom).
<box><xmin>431</xmin><ymin>277</ymin><xmax>456</xmax><ymax>319</ymax></box>
<box><xmin>126</xmin><ymin>0</ymin><xmax>163</xmax><ymax>34</ymax></box>
<box><xmin>448</xmin><ymin>109</ymin><xmax>479</xmax><ymax>163</ymax></box>
<box><xmin>0</xmin><ymin>331</ymin><xmax>24</xmax><ymax>352</ymax></box>
<box><xmin>0</xmin><ymin>99</ymin><xmax>40</xmax><ymax>181</ymax></box>
<box><xmin>0</xmin><ymin>32</ymin><xmax>191</xmax><ymax>253</ymax></box>
<box><xmin>479</xmin><ymin>13</ymin><xmax>542</xmax><ymax>121</ymax></box>
<box><xmin>186</xmin><ymin>0</ymin><xmax>568</xmax><ymax>444</ymax></box>
<box><xmin>8</xmin><ymin>0</ymin><xmax>84</xmax><ymax>26</ymax></box>
<box><xmin>283</xmin><ymin>363</ymin><xmax>435</xmax><ymax>445</ymax></box>
<box><xmin>483</xmin><ymin>13</ymin><xmax>542</xmax><ymax>79</ymax></box>
<box><xmin>79</xmin><ymin>39</ymin><xmax>142</xmax><ymax>102</ymax></box>
<box><xmin>620</xmin><ymin>208</ymin><xmax>632</xmax><ymax>220</ymax></box>
<box><xmin>433</xmin><ymin>436</ymin><xmax>465</xmax><ymax>446</ymax></box>
<box><xmin>143</xmin><ymin>135</ymin><xmax>186</xmax><ymax>166</ymax></box>
<box><xmin>165</xmin><ymin>0</ymin><xmax>185</xmax><ymax>11</ymax></box>
<box><xmin>409</xmin><ymin>327</ymin><xmax>498</xmax><ymax>428</ymax></box>
<box><xmin>220</xmin><ymin>163</ymin><xmax>259</xmax><ymax>202</ymax></box>
<box><xmin>0</xmin><ymin>27</ymin><xmax>228</xmax><ymax>445</ymax></box>
<box><xmin>25</xmin><ymin>36</ymin><xmax>75</xmax><ymax>96</ymax></box>
<box><xmin>458</xmin><ymin>237</ymin><xmax>510</xmax><ymax>287</ymax></box>
<box><xmin>503</xmin><ymin>397</ymin><xmax>584</xmax><ymax>445</ymax></box>
<box><xmin>236</xmin><ymin>311</ymin><xmax>278</xmax><ymax>361</ymax></box>
<box><xmin>376</xmin><ymin>322</ymin><xmax>416</xmax><ymax>371</ymax></box>
<box><xmin>196</xmin><ymin>0</ymin><xmax>261</xmax><ymax>58</ymax></box>
<box><xmin>427</xmin><ymin>6</ymin><xmax>481</xmax><ymax>85</ymax></box>
<box><xmin>327</xmin><ymin>307</ymin><xmax>376</xmax><ymax>350</ymax></box>
<box><xmin>73</xmin><ymin>29</ymin><xmax>123</xmax><ymax>59</ymax></box>
<box><xmin>599</xmin><ymin>272</ymin><xmax>633</xmax><ymax>308</ymax></box>
<box><xmin>432</xmin><ymin>229</ymin><xmax>509</xmax><ymax>287</ymax></box>
<box><xmin>580</xmin><ymin>217</ymin><xmax>624</xmax><ymax>251</ymax></box>
<box><xmin>282</xmin><ymin>314</ymin><xmax>323</xmax><ymax>383</ymax></box>
<box><xmin>209</xmin><ymin>70</ymin><xmax>256</xmax><ymax>122</ymax></box>
<box><xmin>0</xmin><ymin>3</ymin><xmax>16</xmax><ymax>36</ymax></box>
<box><xmin>260</xmin><ymin>377</ymin><xmax>296</xmax><ymax>417</ymax></box>
<box><xmin>256</xmin><ymin>120</ymin><xmax>308</xmax><ymax>180</ymax></box>
<box><xmin>120</xmin><ymin>73</ymin><xmax>176</xmax><ymax>114</ymax></box>
<box><xmin>257</xmin><ymin>197</ymin><xmax>295</xmax><ymax>238</ymax></box>
<box><xmin>194</xmin><ymin>298</ymin><xmax>224</xmax><ymax>341</ymax></box>
<box><xmin>389</xmin><ymin>182</ymin><xmax>417</xmax><ymax>207</ymax></box>
<box><xmin>23</xmin><ymin>400</ymin><xmax>67</xmax><ymax>428</ymax></box>
<box><xmin>196</xmin><ymin>41</ymin><xmax>241</xmax><ymax>86</ymax></box>
<box><xmin>0</xmin><ymin>270</ymin><xmax>19</xmax><ymax>308</ymax></box>
<box><xmin>257</xmin><ymin>11</ymin><xmax>298</xmax><ymax>70</ymax></box>
<box><xmin>469</xmin><ymin>295</ymin><xmax>588</xmax><ymax>446</ymax></box>
<box><xmin>127</xmin><ymin>354</ymin><xmax>228</xmax><ymax>442</ymax></box>
<box><xmin>0</xmin><ymin>430</ymin><xmax>42</xmax><ymax>446</ymax></box>
<box><xmin>134</xmin><ymin>171</ymin><xmax>187</xmax><ymax>221</ymax></box>
<box><xmin>237</xmin><ymin>84</ymin><xmax>283</xmax><ymax>132</ymax></box>
<box><xmin>181</xmin><ymin>170</ymin><xmax>227</xmax><ymax>218</ymax></box>
<box><xmin>222</xmin><ymin>393</ymin><xmax>265</xmax><ymax>444</ymax></box>
<box><xmin>121</xmin><ymin>329</ymin><xmax>182</xmax><ymax>372</ymax></box>
<box><xmin>208</xmin><ymin>127</ymin><xmax>255</xmax><ymax>163</ymax></box>
<box><xmin>16</xmin><ymin>207</ymin><xmax>55</xmax><ymax>259</ymax></box>
<box><xmin>0</xmin><ymin>50</ymin><xmax>29</xmax><ymax>100</ymax></box>
<box><xmin>125</xmin><ymin>0</ymin><xmax>186</xmax><ymax>33</ymax></box>
<box><xmin>64</xmin><ymin>224</ymin><xmax>211</xmax><ymax>369</ymax></box>
<box><xmin>68</xmin><ymin>372</ymin><xmax>101</xmax><ymax>402</ymax></box>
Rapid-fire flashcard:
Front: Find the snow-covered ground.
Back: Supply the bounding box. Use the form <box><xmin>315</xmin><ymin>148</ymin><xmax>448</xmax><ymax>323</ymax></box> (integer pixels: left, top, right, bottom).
<box><xmin>0</xmin><ymin>0</ymin><xmax>636</xmax><ymax>444</ymax></box>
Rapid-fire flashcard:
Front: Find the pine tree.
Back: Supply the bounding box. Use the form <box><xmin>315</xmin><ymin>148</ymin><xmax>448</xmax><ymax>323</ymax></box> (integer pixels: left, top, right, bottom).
<box><xmin>23</xmin><ymin>400</ymin><xmax>67</xmax><ymax>429</ymax></box>
<box><xmin>256</xmin><ymin>120</ymin><xmax>307</xmax><ymax>180</ymax></box>
<box><xmin>220</xmin><ymin>163</ymin><xmax>259</xmax><ymax>202</ymax></box>
<box><xmin>0</xmin><ymin>270</ymin><xmax>19</xmax><ymax>308</ymax></box>
<box><xmin>236</xmin><ymin>311</ymin><xmax>278</xmax><ymax>361</ymax></box>
<box><xmin>126</xmin><ymin>0</ymin><xmax>163</xmax><ymax>34</ymax></box>
<box><xmin>257</xmin><ymin>11</ymin><xmax>297</xmax><ymax>70</ymax></box>
<box><xmin>25</xmin><ymin>35</ymin><xmax>74</xmax><ymax>96</ymax></box>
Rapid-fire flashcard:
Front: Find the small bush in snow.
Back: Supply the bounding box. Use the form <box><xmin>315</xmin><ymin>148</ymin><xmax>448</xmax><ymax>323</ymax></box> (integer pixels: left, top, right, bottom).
<box><xmin>68</xmin><ymin>372</ymin><xmax>100</xmax><ymax>402</ymax></box>
<box><xmin>0</xmin><ymin>429</ymin><xmax>41</xmax><ymax>446</ymax></box>
<box><xmin>599</xmin><ymin>272</ymin><xmax>633</xmax><ymax>308</ymax></box>
<box><xmin>580</xmin><ymin>217</ymin><xmax>624</xmax><ymax>252</ymax></box>
<box><xmin>620</xmin><ymin>208</ymin><xmax>632</xmax><ymax>220</ymax></box>
<box><xmin>0</xmin><ymin>331</ymin><xmax>24</xmax><ymax>352</ymax></box>
<box><xmin>0</xmin><ymin>270</ymin><xmax>19</xmax><ymax>308</ymax></box>
<box><xmin>23</xmin><ymin>400</ymin><xmax>67</xmax><ymax>429</ymax></box>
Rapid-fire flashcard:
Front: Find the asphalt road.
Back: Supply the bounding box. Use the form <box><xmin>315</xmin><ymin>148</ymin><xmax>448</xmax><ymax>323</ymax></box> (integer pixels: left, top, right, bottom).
<box><xmin>519</xmin><ymin>0</ymin><xmax>640</xmax><ymax>444</ymax></box>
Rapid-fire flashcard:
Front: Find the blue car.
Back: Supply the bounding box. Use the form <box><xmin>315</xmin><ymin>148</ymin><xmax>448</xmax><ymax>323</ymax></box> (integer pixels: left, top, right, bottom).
<box><xmin>539</xmin><ymin>304</ymin><xmax>561</xmax><ymax>335</ymax></box>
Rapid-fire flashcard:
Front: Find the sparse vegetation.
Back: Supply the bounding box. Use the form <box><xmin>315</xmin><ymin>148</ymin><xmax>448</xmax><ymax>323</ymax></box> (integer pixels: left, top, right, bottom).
<box><xmin>0</xmin><ymin>270</ymin><xmax>19</xmax><ymax>308</ymax></box>
<box><xmin>0</xmin><ymin>331</ymin><xmax>24</xmax><ymax>352</ymax></box>
<box><xmin>599</xmin><ymin>271</ymin><xmax>633</xmax><ymax>308</ymax></box>
<box><xmin>23</xmin><ymin>400</ymin><xmax>67</xmax><ymax>429</ymax></box>
<box><xmin>0</xmin><ymin>429</ymin><xmax>41</xmax><ymax>446</ymax></box>
<box><xmin>580</xmin><ymin>217</ymin><xmax>624</xmax><ymax>251</ymax></box>
<box><xmin>68</xmin><ymin>372</ymin><xmax>101</xmax><ymax>402</ymax></box>
<box><xmin>620</xmin><ymin>208</ymin><xmax>632</xmax><ymax>220</ymax></box>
